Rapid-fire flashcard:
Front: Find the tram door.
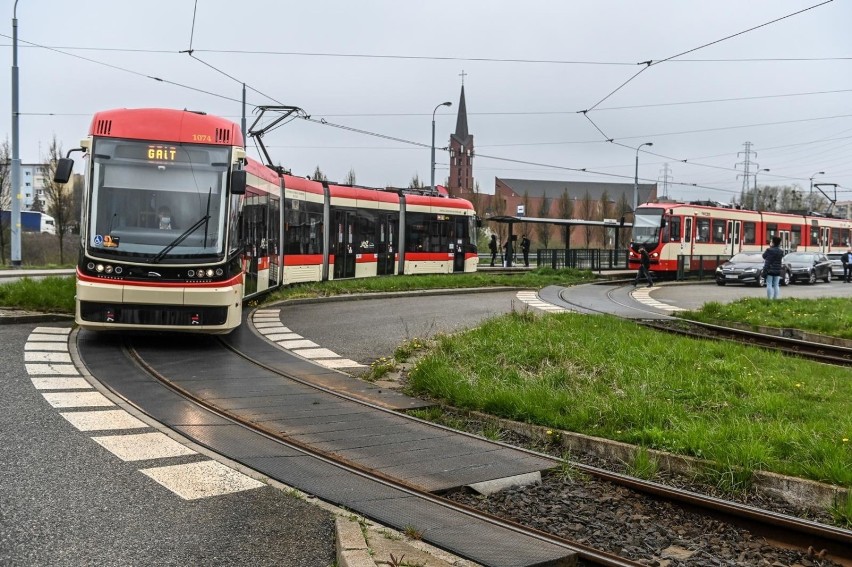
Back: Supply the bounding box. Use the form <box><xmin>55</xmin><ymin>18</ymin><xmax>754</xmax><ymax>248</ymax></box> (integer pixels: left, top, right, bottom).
<box><xmin>333</xmin><ymin>210</ymin><xmax>356</xmax><ymax>279</ymax></box>
<box><xmin>779</xmin><ymin>230</ymin><xmax>791</xmax><ymax>252</ymax></box>
<box><xmin>726</xmin><ymin>220</ymin><xmax>742</xmax><ymax>255</ymax></box>
<box><xmin>820</xmin><ymin>227</ymin><xmax>830</xmax><ymax>252</ymax></box>
<box><xmin>453</xmin><ymin>217</ymin><xmax>466</xmax><ymax>272</ymax></box>
<box><xmin>376</xmin><ymin>214</ymin><xmax>397</xmax><ymax>276</ymax></box>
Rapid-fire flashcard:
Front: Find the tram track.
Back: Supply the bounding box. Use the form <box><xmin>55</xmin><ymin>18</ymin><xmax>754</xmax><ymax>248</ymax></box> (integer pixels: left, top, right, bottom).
<box><xmin>79</xmin><ymin>317</ymin><xmax>852</xmax><ymax>567</ymax></box>
<box><xmin>118</xmin><ymin>334</ymin><xmax>632</xmax><ymax>567</ymax></box>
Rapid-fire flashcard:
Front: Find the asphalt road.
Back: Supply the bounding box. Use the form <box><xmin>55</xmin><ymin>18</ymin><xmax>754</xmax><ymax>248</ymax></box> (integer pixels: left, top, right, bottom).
<box><xmin>0</xmin><ymin>322</ymin><xmax>336</xmax><ymax>567</ymax></box>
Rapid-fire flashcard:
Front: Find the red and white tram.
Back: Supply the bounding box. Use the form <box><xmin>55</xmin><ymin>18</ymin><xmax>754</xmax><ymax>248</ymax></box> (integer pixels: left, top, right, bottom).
<box><xmin>628</xmin><ymin>202</ymin><xmax>852</xmax><ymax>276</ymax></box>
<box><xmin>55</xmin><ymin>108</ymin><xmax>478</xmax><ymax>334</ymax></box>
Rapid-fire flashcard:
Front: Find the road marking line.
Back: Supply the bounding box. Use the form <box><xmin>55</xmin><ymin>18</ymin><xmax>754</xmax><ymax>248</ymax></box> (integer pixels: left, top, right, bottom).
<box><xmin>139</xmin><ymin>461</ymin><xmax>264</xmax><ymax>500</ymax></box>
<box><xmin>91</xmin><ymin>432</ymin><xmax>196</xmax><ymax>461</ymax></box>
<box><xmin>290</xmin><ymin>348</ymin><xmax>341</xmax><ymax>359</ymax></box>
<box><xmin>254</xmin><ymin>322</ymin><xmax>287</xmax><ymax>329</ymax></box>
<box><xmin>24</xmin><ymin>351</ymin><xmax>73</xmax><ymax>363</ymax></box>
<box><xmin>265</xmin><ymin>333</ymin><xmax>302</xmax><ymax>341</ymax></box>
<box><xmin>31</xmin><ymin>377</ymin><xmax>91</xmax><ymax>390</ymax></box>
<box><xmin>26</xmin><ymin>333</ymin><xmax>69</xmax><ymax>342</ymax></box>
<box><xmin>313</xmin><ymin>358</ymin><xmax>366</xmax><ymax>369</ymax></box>
<box><xmin>32</xmin><ymin>327</ymin><xmax>71</xmax><ymax>335</ymax></box>
<box><xmin>25</xmin><ymin>363</ymin><xmax>79</xmax><ymax>375</ymax></box>
<box><xmin>257</xmin><ymin>326</ymin><xmax>293</xmax><ymax>334</ymax></box>
<box><xmin>60</xmin><ymin>410</ymin><xmax>148</xmax><ymax>431</ymax></box>
<box><xmin>515</xmin><ymin>291</ymin><xmax>567</xmax><ymax>313</ymax></box>
<box><xmin>42</xmin><ymin>391</ymin><xmax>114</xmax><ymax>408</ymax></box>
<box><xmin>24</xmin><ymin>342</ymin><xmax>69</xmax><ymax>351</ymax></box>
<box><xmin>279</xmin><ymin>339</ymin><xmax>319</xmax><ymax>349</ymax></box>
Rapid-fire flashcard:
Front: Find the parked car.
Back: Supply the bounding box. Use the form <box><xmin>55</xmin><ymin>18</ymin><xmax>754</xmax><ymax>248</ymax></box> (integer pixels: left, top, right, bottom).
<box><xmin>826</xmin><ymin>253</ymin><xmax>845</xmax><ymax>279</ymax></box>
<box><xmin>783</xmin><ymin>252</ymin><xmax>833</xmax><ymax>284</ymax></box>
<box><xmin>715</xmin><ymin>252</ymin><xmax>790</xmax><ymax>286</ymax></box>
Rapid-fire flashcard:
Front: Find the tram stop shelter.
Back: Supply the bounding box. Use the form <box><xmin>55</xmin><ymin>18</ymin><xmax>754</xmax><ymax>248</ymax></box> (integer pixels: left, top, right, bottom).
<box><xmin>486</xmin><ymin>215</ymin><xmax>632</xmax><ymax>268</ymax></box>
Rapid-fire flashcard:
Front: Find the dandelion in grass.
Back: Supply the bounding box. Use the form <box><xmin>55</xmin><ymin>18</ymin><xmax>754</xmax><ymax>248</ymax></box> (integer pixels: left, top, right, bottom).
<box><xmin>843</xmin><ymin>438</ymin><xmax>849</xmax><ymax>443</ymax></box>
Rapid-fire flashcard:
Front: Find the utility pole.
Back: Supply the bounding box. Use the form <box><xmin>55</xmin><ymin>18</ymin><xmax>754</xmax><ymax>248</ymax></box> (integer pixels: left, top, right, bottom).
<box><xmin>657</xmin><ymin>163</ymin><xmax>673</xmax><ymax>199</ymax></box>
<box><xmin>10</xmin><ymin>0</ymin><xmax>22</xmax><ymax>267</ymax></box>
<box><xmin>735</xmin><ymin>141</ymin><xmax>757</xmax><ymax>208</ymax></box>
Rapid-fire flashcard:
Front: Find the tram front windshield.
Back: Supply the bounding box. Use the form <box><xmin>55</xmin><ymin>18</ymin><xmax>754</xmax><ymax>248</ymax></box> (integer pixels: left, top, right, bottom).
<box><xmin>87</xmin><ymin>139</ymin><xmax>230</xmax><ymax>260</ymax></box>
<box><xmin>631</xmin><ymin>208</ymin><xmax>664</xmax><ymax>246</ymax></box>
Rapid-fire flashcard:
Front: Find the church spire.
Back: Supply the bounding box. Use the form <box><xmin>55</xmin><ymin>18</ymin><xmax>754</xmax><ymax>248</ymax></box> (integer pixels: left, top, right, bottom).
<box><xmin>453</xmin><ymin>84</ymin><xmax>469</xmax><ymax>143</ymax></box>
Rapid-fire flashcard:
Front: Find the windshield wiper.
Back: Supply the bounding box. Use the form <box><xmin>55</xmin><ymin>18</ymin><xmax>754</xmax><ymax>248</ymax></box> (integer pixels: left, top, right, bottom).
<box><xmin>148</xmin><ymin>214</ymin><xmax>211</xmax><ymax>264</ymax></box>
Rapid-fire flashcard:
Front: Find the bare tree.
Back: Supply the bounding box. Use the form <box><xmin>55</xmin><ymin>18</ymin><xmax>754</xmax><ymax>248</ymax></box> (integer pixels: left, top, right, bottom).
<box><xmin>580</xmin><ymin>190</ymin><xmax>594</xmax><ymax>248</ymax></box>
<box><xmin>557</xmin><ymin>188</ymin><xmax>573</xmax><ymax>249</ymax></box>
<box><xmin>43</xmin><ymin>136</ymin><xmax>74</xmax><ymax>263</ymax></box>
<box><xmin>408</xmin><ymin>174</ymin><xmax>424</xmax><ymax>189</ymax></box>
<box><xmin>310</xmin><ymin>166</ymin><xmax>328</xmax><ymax>182</ymax></box>
<box><xmin>598</xmin><ymin>190</ymin><xmax>612</xmax><ymax>248</ymax></box>
<box><xmin>535</xmin><ymin>196</ymin><xmax>551</xmax><ymax>249</ymax></box>
<box><xmin>344</xmin><ymin>168</ymin><xmax>357</xmax><ymax>185</ymax></box>
<box><xmin>0</xmin><ymin>138</ymin><xmax>11</xmax><ymax>264</ymax></box>
<box><xmin>616</xmin><ymin>194</ymin><xmax>632</xmax><ymax>248</ymax></box>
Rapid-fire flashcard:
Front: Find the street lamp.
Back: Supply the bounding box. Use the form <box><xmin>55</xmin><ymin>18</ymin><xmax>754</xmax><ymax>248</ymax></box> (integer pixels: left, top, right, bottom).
<box><xmin>10</xmin><ymin>0</ymin><xmax>22</xmax><ymax>267</ymax></box>
<box><xmin>633</xmin><ymin>142</ymin><xmax>653</xmax><ymax>213</ymax></box>
<box><xmin>809</xmin><ymin>171</ymin><xmax>824</xmax><ymax>196</ymax></box>
<box><xmin>753</xmin><ymin>168</ymin><xmax>769</xmax><ymax>210</ymax></box>
<box><xmin>430</xmin><ymin>101</ymin><xmax>452</xmax><ymax>194</ymax></box>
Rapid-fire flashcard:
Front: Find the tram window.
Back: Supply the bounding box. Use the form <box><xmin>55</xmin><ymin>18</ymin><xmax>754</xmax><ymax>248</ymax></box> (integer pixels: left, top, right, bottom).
<box><xmin>696</xmin><ymin>219</ymin><xmax>710</xmax><ymax>242</ymax></box>
<box><xmin>684</xmin><ymin>218</ymin><xmax>692</xmax><ymax>243</ymax></box>
<box><xmin>743</xmin><ymin>222</ymin><xmax>756</xmax><ymax>245</ymax></box>
<box><xmin>832</xmin><ymin>228</ymin><xmax>847</xmax><ymax>247</ymax></box>
<box><xmin>667</xmin><ymin>217</ymin><xmax>681</xmax><ymax>242</ymax></box>
<box><xmin>765</xmin><ymin>224</ymin><xmax>777</xmax><ymax>244</ymax></box>
<box><xmin>357</xmin><ymin>211</ymin><xmax>377</xmax><ymax>253</ymax></box>
<box><xmin>712</xmin><ymin>219</ymin><xmax>725</xmax><ymax>243</ymax></box>
<box><xmin>791</xmin><ymin>226</ymin><xmax>802</xmax><ymax>249</ymax></box>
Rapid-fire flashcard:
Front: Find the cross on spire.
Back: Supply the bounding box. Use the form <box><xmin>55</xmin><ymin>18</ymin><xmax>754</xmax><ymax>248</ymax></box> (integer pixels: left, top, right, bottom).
<box><xmin>459</xmin><ymin>70</ymin><xmax>467</xmax><ymax>85</ymax></box>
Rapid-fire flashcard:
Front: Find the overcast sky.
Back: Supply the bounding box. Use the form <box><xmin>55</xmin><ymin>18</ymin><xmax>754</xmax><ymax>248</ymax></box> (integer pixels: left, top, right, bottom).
<box><xmin>2</xmin><ymin>0</ymin><xmax>851</xmax><ymax>203</ymax></box>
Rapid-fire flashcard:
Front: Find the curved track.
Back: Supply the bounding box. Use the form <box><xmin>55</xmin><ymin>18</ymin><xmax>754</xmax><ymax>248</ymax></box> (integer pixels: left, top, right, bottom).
<box><xmin>75</xmin><ymin>300</ymin><xmax>852</xmax><ymax>566</ymax></box>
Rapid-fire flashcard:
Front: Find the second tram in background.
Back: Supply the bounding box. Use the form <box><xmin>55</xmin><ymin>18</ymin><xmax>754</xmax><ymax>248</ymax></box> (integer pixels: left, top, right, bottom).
<box><xmin>629</xmin><ymin>202</ymin><xmax>852</xmax><ymax>277</ymax></box>
<box><xmin>55</xmin><ymin>108</ymin><xmax>478</xmax><ymax>334</ymax></box>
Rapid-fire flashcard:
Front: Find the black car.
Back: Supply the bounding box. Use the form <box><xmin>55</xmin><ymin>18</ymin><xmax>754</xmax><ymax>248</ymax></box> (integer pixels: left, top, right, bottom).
<box><xmin>826</xmin><ymin>253</ymin><xmax>845</xmax><ymax>279</ymax></box>
<box><xmin>783</xmin><ymin>252</ymin><xmax>833</xmax><ymax>284</ymax></box>
<box><xmin>715</xmin><ymin>252</ymin><xmax>790</xmax><ymax>286</ymax></box>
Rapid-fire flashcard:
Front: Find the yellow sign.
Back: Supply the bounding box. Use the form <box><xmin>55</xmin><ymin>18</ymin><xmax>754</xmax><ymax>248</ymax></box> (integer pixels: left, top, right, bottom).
<box><xmin>147</xmin><ymin>145</ymin><xmax>177</xmax><ymax>161</ymax></box>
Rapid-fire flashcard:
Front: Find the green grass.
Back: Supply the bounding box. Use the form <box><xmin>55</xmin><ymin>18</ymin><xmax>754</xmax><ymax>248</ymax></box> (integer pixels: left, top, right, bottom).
<box><xmin>406</xmin><ymin>311</ymin><xmax>852</xmax><ymax>487</ymax></box>
<box><xmin>679</xmin><ymin>297</ymin><xmax>852</xmax><ymax>340</ymax></box>
<box><xmin>264</xmin><ymin>268</ymin><xmax>594</xmax><ymax>301</ymax></box>
<box><xmin>0</xmin><ymin>276</ymin><xmax>76</xmax><ymax>313</ymax></box>
<box><xmin>0</xmin><ymin>268</ymin><xmax>593</xmax><ymax>315</ymax></box>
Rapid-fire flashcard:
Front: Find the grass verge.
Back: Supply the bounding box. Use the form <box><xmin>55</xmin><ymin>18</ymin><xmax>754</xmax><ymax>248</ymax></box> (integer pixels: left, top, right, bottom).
<box><xmin>0</xmin><ymin>276</ymin><xmax>75</xmax><ymax>313</ymax></box>
<box><xmin>406</xmin><ymin>310</ymin><xmax>852</xmax><ymax>487</ymax></box>
<box><xmin>678</xmin><ymin>297</ymin><xmax>852</xmax><ymax>340</ymax></box>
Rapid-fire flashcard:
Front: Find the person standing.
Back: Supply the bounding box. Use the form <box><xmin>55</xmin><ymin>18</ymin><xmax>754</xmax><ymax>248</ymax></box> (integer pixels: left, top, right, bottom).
<box><xmin>633</xmin><ymin>245</ymin><xmax>654</xmax><ymax>287</ymax></box>
<box><xmin>762</xmin><ymin>235</ymin><xmax>784</xmax><ymax>299</ymax></box>
<box><xmin>843</xmin><ymin>248</ymin><xmax>852</xmax><ymax>283</ymax></box>
<box><xmin>503</xmin><ymin>237</ymin><xmax>514</xmax><ymax>267</ymax></box>
<box><xmin>520</xmin><ymin>234</ymin><xmax>531</xmax><ymax>267</ymax></box>
<box><xmin>488</xmin><ymin>234</ymin><xmax>498</xmax><ymax>267</ymax></box>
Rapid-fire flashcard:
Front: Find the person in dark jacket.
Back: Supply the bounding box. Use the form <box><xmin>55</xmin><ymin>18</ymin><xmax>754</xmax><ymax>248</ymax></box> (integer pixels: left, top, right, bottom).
<box><xmin>520</xmin><ymin>234</ymin><xmax>531</xmax><ymax>267</ymax></box>
<box><xmin>762</xmin><ymin>235</ymin><xmax>784</xmax><ymax>299</ymax></box>
<box><xmin>842</xmin><ymin>248</ymin><xmax>852</xmax><ymax>283</ymax></box>
<box><xmin>488</xmin><ymin>234</ymin><xmax>498</xmax><ymax>267</ymax></box>
<box><xmin>633</xmin><ymin>245</ymin><xmax>654</xmax><ymax>287</ymax></box>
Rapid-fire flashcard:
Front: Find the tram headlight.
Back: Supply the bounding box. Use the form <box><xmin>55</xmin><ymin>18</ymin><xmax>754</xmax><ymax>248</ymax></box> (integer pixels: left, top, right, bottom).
<box><xmin>96</xmin><ymin>264</ymin><xmax>105</xmax><ymax>273</ymax></box>
<box><xmin>215</xmin><ymin>268</ymin><xmax>223</xmax><ymax>276</ymax></box>
<box><xmin>114</xmin><ymin>267</ymin><xmax>123</xmax><ymax>275</ymax></box>
<box><xmin>87</xmin><ymin>262</ymin><xmax>95</xmax><ymax>271</ymax></box>
<box><xmin>187</xmin><ymin>269</ymin><xmax>195</xmax><ymax>277</ymax></box>
<box><xmin>206</xmin><ymin>269</ymin><xmax>214</xmax><ymax>277</ymax></box>
<box><xmin>104</xmin><ymin>265</ymin><xmax>113</xmax><ymax>274</ymax></box>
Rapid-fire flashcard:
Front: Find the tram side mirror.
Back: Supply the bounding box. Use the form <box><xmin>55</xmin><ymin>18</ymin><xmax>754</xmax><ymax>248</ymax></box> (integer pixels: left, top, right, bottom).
<box><xmin>475</xmin><ymin>218</ymin><xmax>482</xmax><ymax>228</ymax></box>
<box><xmin>660</xmin><ymin>219</ymin><xmax>667</xmax><ymax>228</ymax></box>
<box><xmin>54</xmin><ymin>158</ymin><xmax>74</xmax><ymax>184</ymax></box>
<box><xmin>230</xmin><ymin>169</ymin><xmax>246</xmax><ymax>195</ymax></box>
